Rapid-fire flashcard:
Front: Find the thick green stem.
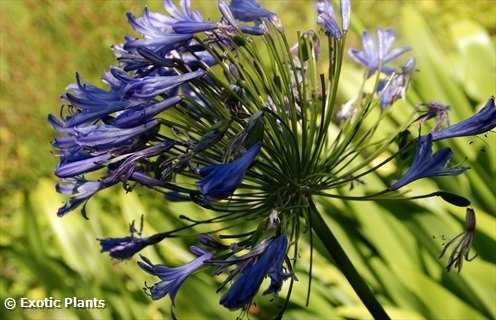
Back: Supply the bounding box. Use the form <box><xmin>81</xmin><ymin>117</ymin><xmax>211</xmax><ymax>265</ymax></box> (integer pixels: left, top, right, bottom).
<box><xmin>308</xmin><ymin>198</ymin><xmax>391</xmax><ymax>320</ymax></box>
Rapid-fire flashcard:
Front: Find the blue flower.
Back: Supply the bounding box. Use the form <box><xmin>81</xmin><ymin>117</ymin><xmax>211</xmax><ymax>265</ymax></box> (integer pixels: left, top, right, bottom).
<box><xmin>110</xmin><ymin>96</ymin><xmax>181</xmax><ymax>128</ymax></box>
<box><xmin>55</xmin><ymin>153</ymin><xmax>112</xmax><ymax>178</ymax></box>
<box><xmin>349</xmin><ymin>28</ymin><xmax>410</xmax><ymax>77</ymax></box>
<box><xmin>172</xmin><ymin>21</ymin><xmax>218</xmax><ymax>34</ymax></box>
<box><xmin>138</xmin><ymin>246</ymin><xmax>213</xmax><ymax>303</ymax></box>
<box><xmin>124</xmin><ymin>6</ymin><xmax>194</xmax><ymax>51</ymax></box>
<box><xmin>124</xmin><ymin>69</ymin><xmax>204</xmax><ymax>99</ymax></box>
<box><xmin>72</xmin><ymin>120</ymin><xmax>159</xmax><ymax>150</ymax></box>
<box><xmin>376</xmin><ymin>58</ymin><xmax>415</xmax><ymax>108</ymax></box>
<box><xmin>431</xmin><ymin>96</ymin><xmax>496</xmax><ymax>141</ymax></box>
<box><xmin>105</xmin><ymin>142</ymin><xmax>174</xmax><ymax>183</ymax></box>
<box><xmin>100</xmin><ymin>236</ymin><xmax>151</xmax><ymax>260</ymax></box>
<box><xmin>197</xmin><ymin>142</ymin><xmax>262</xmax><ymax>199</ymax></box>
<box><xmin>228</xmin><ymin>0</ymin><xmax>274</xmax><ymax>22</ymax></box>
<box><xmin>198</xmin><ymin>233</ymin><xmax>229</xmax><ymax>250</ymax></box>
<box><xmin>57</xmin><ymin>73</ymin><xmax>133</xmax><ymax>127</ymax></box>
<box><xmin>220</xmin><ymin>235</ymin><xmax>288</xmax><ymax>309</ymax></box>
<box><xmin>56</xmin><ymin>178</ymin><xmax>107</xmax><ymax>217</ymax></box>
<box><xmin>316</xmin><ymin>0</ymin><xmax>350</xmax><ymax>38</ymax></box>
<box><xmin>390</xmin><ymin>134</ymin><xmax>467</xmax><ymax>190</ymax></box>
<box><xmin>99</xmin><ymin>216</ymin><xmax>167</xmax><ymax>260</ymax></box>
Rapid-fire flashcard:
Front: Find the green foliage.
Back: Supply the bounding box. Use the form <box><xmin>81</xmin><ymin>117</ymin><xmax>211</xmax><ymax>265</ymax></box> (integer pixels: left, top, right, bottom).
<box><xmin>0</xmin><ymin>1</ymin><xmax>494</xmax><ymax>319</ymax></box>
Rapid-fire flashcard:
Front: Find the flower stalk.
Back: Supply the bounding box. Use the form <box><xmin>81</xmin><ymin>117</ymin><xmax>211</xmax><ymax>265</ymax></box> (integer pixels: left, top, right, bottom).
<box><xmin>308</xmin><ymin>197</ymin><xmax>391</xmax><ymax>320</ymax></box>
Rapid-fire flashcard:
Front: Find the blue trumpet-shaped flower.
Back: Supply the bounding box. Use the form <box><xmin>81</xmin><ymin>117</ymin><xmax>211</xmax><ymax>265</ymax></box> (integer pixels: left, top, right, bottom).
<box><xmin>55</xmin><ymin>153</ymin><xmax>112</xmax><ymax>178</ymax></box>
<box><xmin>197</xmin><ymin>142</ymin><xmax>262</xmax><ymax>199</ymax></box>
<box><xmin>110</xmin><ymin>96</ymin><xmax>181</xmax><ymax>128</ymax></box>
<box><xmin>99</xmin><ymin>216</ymin><xmax>167</xmax><ymax>260</ymax></box>
<box><xmin>124</xmin><ymin>3</ymin><xmax>198</xmax><ymax>51</ymax></box>
<box><xmin>431</xmin><ymin>96</ymin><xmax>496</xmax><ymax>141</ymax></box>
<box><xmin>138</xmin><ymin>247</ymin><xmax>213</xmax><ymax>303</ymax></box>
<box><xmin>72</xmin><ymin>120</ymin><xmax>159</xmax><ymax>150</ymax></box>
<box><xmin>316</xmin><ymin>0</ymin><xmax>350</xmax><ymax>38</ymax></box>
<box><xmin>220</xmin><ymin>234</ymin><xmax>288</xmax><ymax>309</ymax></box>
<box><xmin>390</xmin><ymin>134</ymin><xmax>467</xmax><ymax>190</ymax></box>
<box><xmin>172</xmin><ymin>21</ymin><xmax>218</xmax><ymax>34</ymax></box>
<box><xmin>228</xmin><ymin>0</ymin><xmax>274</xmax><ymax>22</ymax></box>
<box><xmin>124</xmin><ymin>69</ymin><xmax>204</xmax><ymax>99</ymax></box>
<box><xmin>349</xmin><ymin>28</ymin><xmax>410</xmax><ymax>77</ymax></box>
<box><xmin>59</xmin><ymin>73</ymin><xmax>133</xmax><ymax>127</ymax></box>
<box><xmin>100</xmin><ymin>236</ymin><xmax>151</xmax><ymax>260</ymax></box>
<box><xmin>56</xmin><ymin>178</ymin><xmax>107</xmax><ymax>217</ymax></box>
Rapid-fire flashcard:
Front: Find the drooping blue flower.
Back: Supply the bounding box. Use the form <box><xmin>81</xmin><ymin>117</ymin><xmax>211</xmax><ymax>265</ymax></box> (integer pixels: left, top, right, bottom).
<box><xmin>163</xmin><ymin>0</ymin><xmax>204</xmax><ymax>24</ymax></box>
<box><xmin>72</xmin><ymin>120</ymin><xmax>159</xmax><ymax>150</ymax></box>
<box><xmin>431</xmin><ymin>96</ymin><xmax>496</xmax><ymax>141</ymax></box>
<box><xmin>99</xmin><ymin>216</ymin><xmax>168</xmax><ymax>260</ymax></box>
<box><xmin>228</xmin><ymin>0</ymin><xmax>275</xmax><ymax>22</ymax></box>
<box><xmin>124</xmin><ymin>69</ymin><xmax>205</xmax><ymax>99</ymax></box>
<box><xmin>390</xmin><ymin>134</ymin><xmax>467</xmax><ymax>190</ymax></box>
<box><xmin>105</xmin><ymin>142</ymin><xmax>174</xmax><ymax>183</ymax></box>
<box><xmin>172</xmin><ymin>21</ymin><xmax>219</xmax><ymax>34</ymax></box>
<box><xmin>110</xmin><ymin>96</ymin><xmax>181</xmax><ymax>128</ymax></box>
<box><xmin>138</xmin><ymin>246</ymin><xmax>213</xmax><ymax>303</ymax></box>
<box><xmin>197</xmin><ymin>142</ymin><xmax>262</xmax><ymax>199</ymax></box>
<box><xmin>100</xmin><ymin>236</ymin><xmax>151</xmax><ymax>260</ymax></box>
<box><xmin>57</xmin><ymin>73</ymin><xmax>135</xmax><ymax>127</ymax></box>
<box><xmin>55</xmin><ymin>153</ymin><xmax>112</xmax><ymax>178</ymax></box>
<box><xmin>220</xmin><ymin>234</ymin><xmax>288</xmax><ymax>309</ymax></box>
<box><xmin>56</xmin><ymin>178</ymin><xmax>107</xmax><ymax>217</ymax></box>
<box><xmin>124</xmin><ymin>7</ymin><xmax>193</xmax><ymax>51</ymax></box>
<box><xmin>349</xmin><ymin>28</ymin><xmax>411</xmax><ymax>77</ymax></box>
<box><xmin>316</xmin><ymin>0</ymin><xmax>351</xmax><ymax>38</ymax></box>
<box><xmin>198</xmin><ymin>234</ymin><xmax>229</xmax><ymax>250</ymax></box>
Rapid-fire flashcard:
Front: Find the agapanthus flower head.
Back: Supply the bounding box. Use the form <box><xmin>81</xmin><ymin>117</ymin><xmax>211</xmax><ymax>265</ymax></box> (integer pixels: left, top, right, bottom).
<box><xmin>349</xmin><ymin>28</ymin><xmax>411</xmax><ymax>77</ymax></box>
<box><xmin>49</xmin><ymin>0</ymin><xmax>489</xmax><ymax>317</ymax></box>
<box><xmin>390</xmin><ymin>134</ymin><xmax>467</xmax><ymax>191</ymax></box>
<box><xmin>431</xmin><ymin>96</ymin><xmax>496</xmax><ymax>141</ymax></box>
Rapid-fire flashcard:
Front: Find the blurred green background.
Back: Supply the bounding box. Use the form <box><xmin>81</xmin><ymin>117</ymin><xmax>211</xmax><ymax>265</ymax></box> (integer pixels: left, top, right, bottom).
<box><xmin>0</xmin><ymin>0</ymin><xmax>495</xmax><ymax>319</ymax></box>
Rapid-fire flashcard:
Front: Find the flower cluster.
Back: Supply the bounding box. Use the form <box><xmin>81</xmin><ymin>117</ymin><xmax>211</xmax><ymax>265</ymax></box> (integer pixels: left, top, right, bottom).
<box><xmin>49</xmin><ymin>0</ymin><xmax>495</xmax><ymax>317</ymax></box>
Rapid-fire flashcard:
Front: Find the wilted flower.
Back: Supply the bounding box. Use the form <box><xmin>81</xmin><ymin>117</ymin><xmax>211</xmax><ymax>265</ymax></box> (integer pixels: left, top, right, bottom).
<box><xmin>439</xmin><ymin>208</ymin><xmax>477</xmax><ymax>272</ymax></box>
<box><xmin>415</xmin><ymin>100</ymin><xmax>450</xmax><ymax>132</ymax></box>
